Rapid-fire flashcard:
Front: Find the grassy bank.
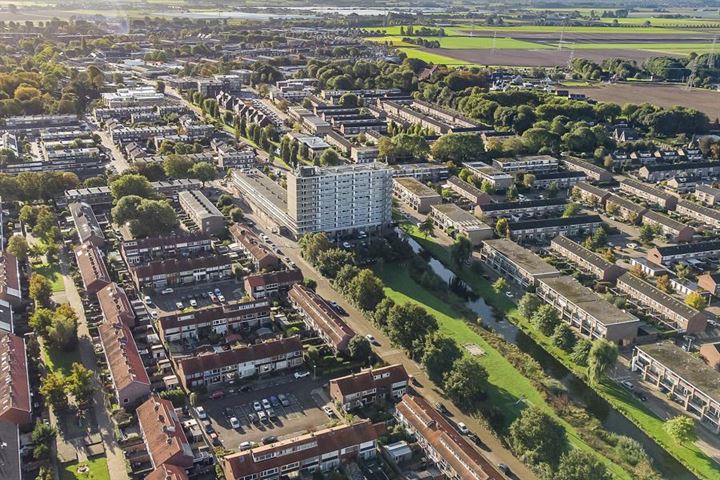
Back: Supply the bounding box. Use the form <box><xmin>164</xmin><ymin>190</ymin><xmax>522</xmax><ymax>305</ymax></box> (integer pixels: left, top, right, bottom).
<box><xmin>375</xmin><ymin>264</ymin><xmax>631</xmax><ymax>479</ymax></box>
<box><xmin>403</xmin><ymin>224</ymin><xmax>719</xmax><ymax>479</ymax></box>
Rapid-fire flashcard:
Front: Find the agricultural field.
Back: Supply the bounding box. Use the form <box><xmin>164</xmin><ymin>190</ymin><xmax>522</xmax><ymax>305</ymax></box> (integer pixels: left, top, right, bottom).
<box><xmin>366</xmin><ymin>22</ymin><xmax>720</xmax><ymax>67</ymax></box>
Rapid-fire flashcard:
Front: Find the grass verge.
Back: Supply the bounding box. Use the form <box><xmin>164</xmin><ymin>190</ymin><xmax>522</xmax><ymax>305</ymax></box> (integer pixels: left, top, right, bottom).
<box><xmin>43</xmin><ymin>343</ymin><xmax>82</xmax><ymax>375</ymax></box>
<box><xmin>60</xmin><ymin>456</ymin><xmax>110</xmax><ymax>480</ymax></box>
<box><xmin>32</xmin><ymin>262</ymin><xmax>65</xmax><ymax>292</ymax></box>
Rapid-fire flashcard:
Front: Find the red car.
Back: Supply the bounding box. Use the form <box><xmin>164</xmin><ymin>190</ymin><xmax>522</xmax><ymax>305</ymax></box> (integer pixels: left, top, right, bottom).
<box><xmin>210</xmin><ymin>390</ymin><xmax>225</xmax><ymax>400</ymax></box>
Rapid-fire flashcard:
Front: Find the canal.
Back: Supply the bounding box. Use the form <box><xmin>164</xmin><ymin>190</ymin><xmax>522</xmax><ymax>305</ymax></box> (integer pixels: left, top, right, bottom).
<box><xmin>404</xmin><ymin>234</ymin><xmax>696</xmax><ymax>479</ymax></box>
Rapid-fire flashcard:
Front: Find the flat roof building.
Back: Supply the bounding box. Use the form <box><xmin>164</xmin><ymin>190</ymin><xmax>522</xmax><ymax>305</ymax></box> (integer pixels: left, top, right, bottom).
<box><xmin>429</xmin><ymin>203</ymin><xmax>492</xmax><ymax>245</ymax></box>
<box><xmin>509</xmin><ymin>215</ymin><xmax>604</xmax><ymax>243</ymax></box>
<box><xmin>178</xmin><ymin>190</ymin><xmax>225</xmax><ymax>235</ymax></box>
<box><xmin>393</xmin><ymin>177</ymin><xmax>441</xmax><ymax>214</ymax></box>
<box><xmin>561</xmin><ymin>156</ymin><xmax>614</xmax><ymax>183</ymax></box>
<box><xmin>480</xmin><ymin>239</ymin><xmax>560</xmax><ymax>288</ymax></box>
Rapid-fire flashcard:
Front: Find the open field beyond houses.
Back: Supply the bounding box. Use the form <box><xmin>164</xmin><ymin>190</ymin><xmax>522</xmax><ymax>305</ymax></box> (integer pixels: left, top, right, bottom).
<box><xmin>567</xmin><ymin>83</ymin><xmax>720</xmax><ymax>120</ymax></box>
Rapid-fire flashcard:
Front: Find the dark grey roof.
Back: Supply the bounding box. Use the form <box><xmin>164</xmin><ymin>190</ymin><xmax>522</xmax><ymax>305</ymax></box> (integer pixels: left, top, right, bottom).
<box><xmin>509</xmin><ymin>215</ymin><xmax>602</xmax><ymax>230</ymax></box>
<box><xmin>481</xmin><ymin>197</ymin><xmax>566</xmax><ymax>212</ymax></box>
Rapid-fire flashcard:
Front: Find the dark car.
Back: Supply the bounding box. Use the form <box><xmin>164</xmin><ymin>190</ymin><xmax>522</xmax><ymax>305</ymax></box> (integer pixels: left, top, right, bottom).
<box><xmin>270</xmin><ymin>395</ymin><xmax>280</xmax><ymax>407</ymax></box>
<box><xmin>434</xmin><ymin>403</ymin><xmax>449</xmax><ymax>415</ymax></box>
<box><xmin>262</xmin><ymin>435</ymin><xmax>278</xmax><ymax>445</ymax></box>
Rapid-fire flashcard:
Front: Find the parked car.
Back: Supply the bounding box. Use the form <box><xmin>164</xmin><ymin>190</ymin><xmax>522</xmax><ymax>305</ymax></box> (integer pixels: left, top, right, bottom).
<box><xmin>435</xmin><ymin>403</ymin><xmax>449</xmax><ymax>415</ymax></box>
<box><xmin>218</xmin><ymin>294</ymin><xmax>226</xmax><ymax>303</ymax></box>
<box><xmin>266</xmin><ymin>408</ymin><xmax>277</xmax><ymax>419</ymax></box>
<box><xmin>190</xmin><ymin>299</ymin><xmax>198</xmax><ymax>307</ymax></box>
<box><xmin>210</xmin><ymin>390</ymin><xmax>224</xmax><ymax>400</ymax></box>
<box><xmin>294</xmin><ymin>371</ymin><xmax>310</xmax><ymax>379</ymax></box>
<box><xmin>258</xmin><ymin>411</ymin><xmax>268</xmax><ymax>423</ymax></box>
<box><xmin>161</xmin><ymin>288</ymin><xmax>174</xmax><ymax>295</ymax></box>
<box><xmin>261</xmin><ymin>398</ymin><xmax>271</xmax><ymax>409</ymax></box>
<box><xmin>253</xmin><ymin>401</ymin><xmax>263</xmax><ymax>412</ymax></box>
<box><xmin>456</xmin><ymin>422</ymin><xmax>469</xmax><ymax>434</ymax></box>
<box><xmin>323</xmin><ymin>406</ymin><xmax>335</xmax><ymax>417</ymax></box>
<box><xmin>230</xmin><ymin>417</ymin><xmax>240</xmax><ymax>429</ymax></box>
<box><xmin>214</xmin><ymin>288</ymin><xmax>222</xmax><ymax>295</ymax></box>
<box><xmin>248</xmin><ymin>413</ymin><xmax>258</xmax><ymax>424</ymax></box>
<box><xmin>175</xmin><ymin>302</ymin><xmax>184</xmax><ymax>309</ymax></box>
<box><xmin>278</xmin><ymin>394</ymin><xmax>290</xmax><ymax>407</ymax></box>
<box><xmin>621</xmin><ymin>380</ymin><xmax>634</xmax><ymax>391</ymax></box>
<box><xmin>143</xmin><ymin>295</ymin><xmax>152</xmax><ymax>304</ymax></box>
<box><xmin>209</xmin><ymin>293</ymin><xmax>218</xmax><ymax>303</ymax></box>
<box><xmin>262</xmin><ymin>435</ymin><xmax>278</xmax><ymax>445</ymax></box>
<box><xmin>195</xmin><ymin>406</ymin><xmax>207</xmax><ymax>419</ymax></box>
<box><xmin>270</xmin><ymin>395</ymin><xmax>280</xmax><ymax>407</ymax></box>
<box><xmin>239</xmin><ymin>441</ymin><xmax>255</xmax><ymax>451</ymax></box>
<box><xmin>365</xmin><ymin>334</ymin><xmax>378</xmax><ymax>345</ymax></box>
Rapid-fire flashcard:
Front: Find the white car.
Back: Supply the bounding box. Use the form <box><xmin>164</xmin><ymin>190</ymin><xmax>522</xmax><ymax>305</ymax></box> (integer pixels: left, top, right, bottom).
<box><xmin>239</xmin><ymin>441</ymin><xmax>255</xmax><ymax>451</ymax></box>
<box><xmin>161</xmin><ymin>287</ymin><xmax>174</xmax><ymax>295</ymax></box>
<box><xmin>505</xmin><ymin>291</ymin><xmax>514</xmax><ymax>298</ymax></box>
<box><xmin>366</xmin><ymin>334</ymin><xmax>378</xmax><ymax>345</ymax></box>
<box><xmin>195</xmin><ymin>406</ymin><xmax>207</xmax><ymax>420</ymax></box>
<box><xmin>230</xmin><ymin>417</ymin><xmax>241</xmax><ymax>429</ymax></box>
<box><xmin>261</xmin><ymin>398</ymin><xmax>271</xmax><ymax>410</ymax></box>
<box><xmin>150</xmin><ymin>310</ymin><xmax>159</xmax><ymax>319</ymax></box>
<box><xmin>190</xmin><ymin>299</ymin><xmax>198</xmax><ymax>307</ymax></box>
<box><xmin>175</xmin><ymin>302</ymin><xmax>184</xmax><ymax>309</ymax></box>
<box><xmin>294</xmin><ymin>371</ymin><xmax>310</xmax><ymax>379</ymax></box>
<box><xmin>143</xmin><ymin>295</ymin><xmax>152</xmax><ymax>304</ymax></box>
<box><xmin>253</xmin><ymin>401</ymin><xmax>263</xmax><ymax>412</ymax></box>
<box><xmin>217</xmin><ymin>294</ymin><xmax>226</xmax><ymax>303</ymax></box>
<box><xmin>323</xmin><ymin>405</ymin><xmax>336</xmax><ymax>417</ymax></box>
<box><xmin>457</xmin><ymin>422</ymin><xmax>469</xmax><ymax>434</ymax></box>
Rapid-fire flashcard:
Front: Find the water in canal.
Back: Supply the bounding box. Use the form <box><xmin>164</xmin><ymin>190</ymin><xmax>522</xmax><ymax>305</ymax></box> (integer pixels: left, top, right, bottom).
<box><xmin>403</xmin><ymin>235</ymin><xmax>696</xmax><ymax>479</ymax></box>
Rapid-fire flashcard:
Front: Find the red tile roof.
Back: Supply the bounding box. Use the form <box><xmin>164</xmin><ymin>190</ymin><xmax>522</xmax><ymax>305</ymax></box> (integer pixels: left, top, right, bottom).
<box><xmin>229</xmin><ymin>224</ymin><xmax>279</xmax><ymax>269</ymax></box>
<box><xmin>74</xmin><ymin>243</ymin><xmax>111</xmax><ymax>292</ymax></box>
<box><xmin>97</xmin><ymin>283</ymin><xmax>135</xmax><ymax>328</ymax></box>
<box><xmin>157</xmin><ymin>300</ymin><xmax>271</xmax><ymax>338</ymax></box>
<box><xmin>396</xmin><ymin>394</ymin><xmax>503</xmax><ymax>480</ymax></box>
<box><xmin>289</xmin><ymin>284</ymin><xmax>354</xmax><ymax>352</ymax></box>
<box><xmin>177</xmin><ymin>336</ymin><xmax>303</xmax><ymax>377</ymax></box>
<box><xmin>144</xmin><ymin>464</ymin><xmax>189</xmax><ymax>480</ymax></box>
<box><xmin>0</xmin><ymin>252</ymin><xmax>21</xmax><ymax>305</ymax></box>
<box><xmin>223</xmin><ymin>420</ymin><xmax>378</xmax><ymax>480</ymax></box>
<box><xmin>98</xmin><ymin>320</ymin><xmax>151</xmax><ymax>402</ymax></box>
<box><xmin>0</xmin><ymin>333</ymin><xmax>30</xmax><ymax>425</ymax></box>
<box><xmin>138</xmin><ymin>395</ymin><xmax>194</xmax><ymax>469</ymax></box>
<box><xmin>330</xmin><ymin>364</ymin><xmax>408</xmax><ymax>400</ymax></box>
<box><xmin>131</xmin><ymin>254</ymin><xmax>231</xmax><ymax>280</ymax></box>
<box><xmin>243</xmin><ymin>269</ymin><xmax>303</xmax><ymax>290</ymax></box>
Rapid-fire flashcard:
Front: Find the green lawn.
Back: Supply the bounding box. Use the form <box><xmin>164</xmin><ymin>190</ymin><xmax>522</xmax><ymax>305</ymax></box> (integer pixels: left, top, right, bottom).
<box><xmin>32</xmin><ymin>262</ymin><xmax>65</xmax><ymax>292</ymax></box>
<box><xmin>43</xmin><ymin>343</ymin><xmax>82</xmax><ymax>375</ymax></box>
<box><xmin>402</xmin><ymin>224</ymin><xmax>720</xmax><ymax>480</ymax></box>
<box><xmin>376</xmin><ymin>264</ymin><xmax>630</xmax><ymax>479</ymax></box>
<box><xmin>396</xmin><ymin>48</ymin><xmax>480</xmax><ymax>66</ymax></box>
<box><xmin>60</xmin><ymin>457</ymin><xmax>110</xmax><ymax>480</ymax></box>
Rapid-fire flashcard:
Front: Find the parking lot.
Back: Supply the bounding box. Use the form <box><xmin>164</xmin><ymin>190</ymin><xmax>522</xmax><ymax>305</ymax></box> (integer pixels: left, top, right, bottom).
<box><xmin>144</xmin><ymin>279</ymin><xmax>245</xmax><ymax>314</ymax></box>
<box><xmin>202</xmin><ymin>376</ymin><xmax>333</xmax><ymax>449</ymax></box>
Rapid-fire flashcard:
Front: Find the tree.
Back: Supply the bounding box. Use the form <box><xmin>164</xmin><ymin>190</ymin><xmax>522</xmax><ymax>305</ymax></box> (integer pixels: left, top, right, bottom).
<box><xmin>40</xmin><ymin>371</ymin><xmax>66</xmax><ymax>410</ymax></box>
<box><xmin>532</xmin><ymin>304</ymin><xmax>560</xmax><ymax>336</ymax></box>
<box><xmin>552</xmin><ymin>323</ymin><xmax>576</xmax><ymax>352</ymax></box>
<box><xmin>66</xmin><ymin>362</ymin><xmax>94</xmax><ymax>408</ymax></box>
<box><xmin>421</xmin><ymin>333</ymin><xmax>462</xmax><ymax>384</ymax></box>
<box><xmin>629</xmin><ymin>263</ymin><xmax>646</xmax><ymax>279</ymax></box>
<box><xmin>443</xmin><ymin>356</ymin><xmax>489</xmax><ymax>408</ymax></box>
<box><xmin>386</xmin><ymin>302</ymin><xmax>438</xmax><ymax>359</ymax></box>
<box><xmin>675</xmin><ymin>263</ymin><xmax>691</xmax><ymax>280</ymax></box>
<box><xmin>495</xmin><ymin>217</ymin><xmax>510</xmax><ymax>238</ymax></box>
<box><xmin>492</xmin><ymin>277</ymin><xmax>507</xmax><ymax>294</ymax></box>
<box><xmin>112</xmin><ymin>196</ymin><xmax>178</xmax><ymax>238</ymax></box>
<box><xmin>338</xmin><ymin>93</ymin><xmax>359</xmax><ymax>108</ymax></box>
<box><xmin>685</xmin><ymin>292</ymin><xmax>707</xmax><ymax>311</ymax></box>
<box><xmin>639</xmin><ymin>224</ymin><xmax>655</xmax><ymax>243</ymax></box>
<box><xmin>372</xmin><ymin>297</ymin><xmax>395</xmax><ymax>328</ymax></box>
<box><xmin>31</xmin><ymin>420</ymin><xmax>57</xmax><ymax>460</ymax></box>
<box><xmin>522</xmin><ymin>173</ymin><xmax>536</xmax><ymax>188</ymax></box>
<box><xmin>656</xmin><ymin>274</ymin><xmax>672</xmax><ymax>293</ymax></box>
<box><xmin>299</xmin><ymin>232</ymin><xmax>331</xmax><ymax>264</ymax></box>
<box><xmin>588</xmin><ymin>339</ymin><xmax>618</xmax><ymax>384</ymax></box>
<box><xmin>418</xmin><ymin>218</ymin><xmax>434</xmax><ymax>237</ymax></box>
<box><xmin>163</xmin><ymin>154</ymin><xmax>193</xmax><ymax>178</ymax></box>
<box><xmin>556</xmin><ymin>450</ymin><xmax>612</xmax><ymax>480</ymax></box>
<box><xmin>29</xmin><ymin>307</ymin><xmax>53</xmax><ymax>336</ymax></box>
<box><xmin>6</xmin><ymin>235</ymin><xmax>28</xmax><ymax>261</ymax></box>
<box><xmin>547</xmin><ymin>180</ymin><xmax>559</xmax><ymax>198</ymax></box>
<box><xmin>518</xmin><ymin>293</ymin><xmax>542</xmax><ymax>319</ymax></box>
<box><xmin>316</xmin><ymin>248</ymin><xmax>354</xmax><ymax>279</ymax></box>
<box><xmin>571</xmin><ymin>338</ymin><xmax>592</xmax><ymax>366</ymax></box>
<box><xmin>160</xmin><ymin>388</ymin><xmax>187</xmax><ymax>407</ymax></box>
<box><xmin>664</xmin><ymin>416</ymin><xmax>696</xmax><ymax>443</ymax></box>
<box><xmin>347</xmin><ymin>335</ymin><xmax>372</xmax><ymax>362</ymax></box>
<box><xmin>450</xmin><ymin>235</ymin><xmax>473</xmax><ymax>268</ymax></box>
<box><xmin>562</xmin><ymin>203</ymin><xmax>581</xmax><ymax>218</ymax></box>
<box><xmin>29</xmin><ymin>274</ymin><xmax>52</xmax><ymax>306</ymax></box>
<box><xmin>318</xmin><ymin>149</ymin><xmax>340</xmax><ymax>166</ymax></box>
<box><xmin>430</xmin><ymin>133</ymin><xmax>487</xmax><ymax>165</ymax></box>
<box><xmin>189</xmin><ymin>162</ymin><xmax>216</xmax><ymax>183</ymax></box>
<box><xmin>346</xmin><ymin>269</ymin><xmax>385</xmax><ymax>311</ymax></box>
<box><xmin>506</xmin><ymin>184</ymin><xmax>518</xmax><ymax>201</ymax></box>
<box><xmin>109</xmin><ymin>174</ymin><xmax>154</xmax><ymax>201</ymax></box>
<box><xmin>508</xmin><ymin>406</ymin><xmax>567</xmax><ymax>467</ymax></box>
<box><xmin>47</xmin><ymin>307</ymin><xmax>78</xmax><ymax>351</ymax></box>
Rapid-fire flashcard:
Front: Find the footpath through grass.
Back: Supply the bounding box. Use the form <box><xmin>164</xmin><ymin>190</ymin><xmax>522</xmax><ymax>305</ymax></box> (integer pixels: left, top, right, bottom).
<box><xmin>375</xmin><ymin>264</ymin><xmax>631</xmax><ymax>479</ymax></box>
<box><xmin>403</xmin><ymin>224</ymin><xmax>720</xmax><ymax>480</ymax></box>
<box><xmin>60</xmin><ymin>457</ymin><xmax>110</xmax><ymax>480</ymax></box>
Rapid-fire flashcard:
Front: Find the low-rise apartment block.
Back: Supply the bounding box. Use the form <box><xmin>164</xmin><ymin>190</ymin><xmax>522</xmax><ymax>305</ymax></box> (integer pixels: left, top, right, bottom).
<box><xmin>632</xmin><ymin>342</ymin><xmax>720</xmax><ymax>434</ymax></box>
<box><xmin>606</xmin><ymin>194</ymin><xmax>648</xmax><ymax>223</ymax></box>
<box><xmin>222</xmin><ymin>420</ymin><xmax>378</xmax><ymax>480</ymax></box>
<box><xmin>550</xmin><ymin>235</ymin><xmax>626</xmax><ymax>282</ymax></box>
<box><xmin>445</xmin><ymin>176</ymin><xmax>491</xmax><ymax>206</ymax></box>
<box><xmin>561</xmin><ymin>156</ymin><xmax>614</xmax><ymax>183</ymax></box>
<box><xmin>329</xmin><ymin>364</ymin><xmax>409</xmax><ymax>412</ymax></box>
<box><xmin>120</xmin><ymin>232</ymin><xmax>212</xmax><ymax>266</ymax></box>
<box><xmin>462</xmin><ymin>162</ymin><xmax>514</xmax><ymax>190</ymax></box>
<box><xmin>619</xmin><ymin>178</ymin><xmax>678</xmax><ymax>210</ymax></box>
<box><xmin>176</xmin><ymin>337</ymin><xmax>303</xmax><ymax>389</ymax></box>
<box><xmin>639</xmin><ymin>161</ymin><xmax>720</xmax><ymax>182</ymax></box>
<box><xmin>229</xmin><ymin>224</ymin><xmax>279</xmax><ymax>271</ymax></box>
<box><xmin>475</xmin><ymin>197</ymin><xmax>566</xmax><ymax>220</ymax></box>
<box><xmin>694</xmin><ymin>184</ymin><xmax>720</xmax><ymax>206</ymax></box>
<box><xmin>390</xmin><ymin>162</ymin><xmax>449</xmax><ymax>182</ymax></box>
<box><xmin>289</xmin><ymin>284</ymin><xmax>355</xmax><ymax>353</ymax></box>
<box><xmin>69</xmin><ymin>201</ymin><xmax>105</xmax><ymax>247</ymax></box>
<box><xmin>138</xmin><ymin>395</ymin><xmax>195</xmax><ymax>471</ymax></box>
<box><xmin>537</xmin><ymin>276</ymin><xmax>640</xmax><ymax>343</ymax></box>
<box><xmin>0</xmin><ymin>253</ymin><xmax>21</xmax><ymax>307</ymax></box>
<box><xmin>647</xmin><ymin>240</ymin><xmax>720</xmax><ymax>266</ymax></box>
<box><xmin>157</xmin><ymin>300</ymin><xmax>271</xmax><ymax>343</ymax></box>
<box><xmin>616</xmin><ymin>272</ymin><xmax>708</xmax><ymax>333</ymax></box>
<box><xmin>98</xmin><ymin>319</ymin><xmax>151</xmax><ymax>407</ymax></box>
<box><xmin>392</xmin><ymin>177</ymin><xmax>442</xmax><ymax>214</ymax></box>
<box><xmin>130</xmin><ymin>255</ymin><xmax>232</xmax><ymax>290</ymax></box>
<box><xmin>641</xmin><ymin>210</ymin><xmax>694</xmax><ymax>242</ymax></box>
<box><xmin>572</xmin><ymin>181</ymin><xmax>611</xmax><ymax>207</ymax></box>
<box><xmin>429</xmin><ymin>203</ymin><xmax>493</xmax><ymax>245</ymax></box>
<box><xmin>531</xmin><ymin>171</ymin><xmax>586</xmax><ymax>189</ymax></box>
<box><xmin>97</xmin><ymin>283</ymin><xmax>135</xmax><ymax>328</ymax></box>
<box><xmin>178</xmin><ymin>190</ymin><xmax>225</xmax><ymax>235</ymax></box>
<box><xmin>395</xmin><ymin>394</ymin><xmax>504</xmax><ymax>480</ymax></box>
<box><xmin>243</xmin><ymin>269</ymin><xmax>304</xmax><ymax>299</ymax></box>
<box><xmin>75</xmin><ymin>243</ymin><xmax>111</xmax><ymax>294</ymax></box>
<box><xmin>676</xmin><ymin>199</ymin><xmax>720</xmax><ymax>228</ymax></box>
<box><xmin>509</xmin><ymin>215</ymin><xmax>604</xmax><ymax>242</ymax></box>
<box><xmin>480</xmin><ymin>239</ymin><xmax>560</xmax><ymax>288</ymax></box>
<box><xmin>0</xmin><ymin>333</ymin><xmax>31</xmax><ymax>426</ymax></box>
<box><xmin>493</xmin><ymin>155</ymin><xmax>559</xmax><ymax>174</ymax></box>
